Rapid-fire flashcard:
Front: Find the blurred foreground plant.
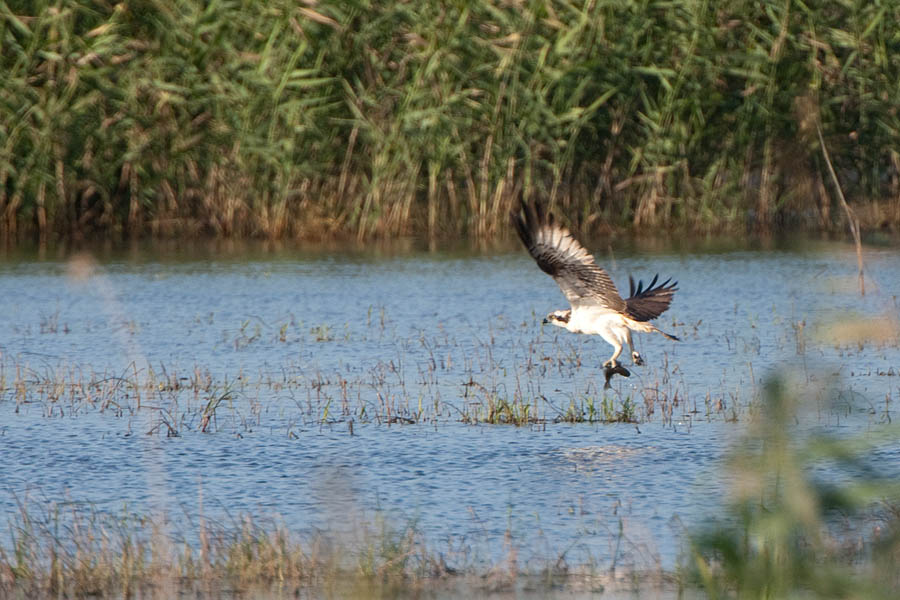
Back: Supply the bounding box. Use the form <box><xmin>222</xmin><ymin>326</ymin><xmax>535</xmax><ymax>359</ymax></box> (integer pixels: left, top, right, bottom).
<box><xmin>691</xmin><ymin>377</ymin><xmax>900</xmax><ymax>599</ymax></box>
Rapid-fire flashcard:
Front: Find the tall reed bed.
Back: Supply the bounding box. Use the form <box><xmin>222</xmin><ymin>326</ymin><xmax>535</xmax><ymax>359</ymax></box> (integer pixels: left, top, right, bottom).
<box><xmin>2</xmin><ymin>0</ymin><xmax>899</xmax><ymax>241</ymax></box>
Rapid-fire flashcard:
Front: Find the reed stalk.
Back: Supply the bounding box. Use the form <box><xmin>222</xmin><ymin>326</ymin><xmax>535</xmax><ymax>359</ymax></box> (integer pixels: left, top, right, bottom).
<box><xmin>1</xmin><ymin>0</ymin><xmax>899</xmax><ymax>241</ymax></box>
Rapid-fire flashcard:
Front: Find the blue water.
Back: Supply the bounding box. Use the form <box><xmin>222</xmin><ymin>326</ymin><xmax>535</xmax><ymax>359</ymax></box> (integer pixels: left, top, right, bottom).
<box><xmin>1</xmin><ymin>238</ymin><xmax>899</xmax><ymax>568</ymax></box>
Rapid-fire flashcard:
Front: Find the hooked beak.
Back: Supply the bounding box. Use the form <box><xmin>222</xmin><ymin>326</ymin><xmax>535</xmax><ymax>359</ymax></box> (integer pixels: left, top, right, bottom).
<box><xmin>542</xmin><ymin>317</ymin><xmax>549</xmax><ymax>324</ymax></box>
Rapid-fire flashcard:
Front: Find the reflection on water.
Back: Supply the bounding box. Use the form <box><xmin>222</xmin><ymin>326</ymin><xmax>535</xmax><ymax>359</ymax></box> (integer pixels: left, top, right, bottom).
<box><xmin>560</xmin><ymin>445</ymin><xmax>654</xmax><ymax>467</ymax></box>
<box><xmin>1</xmin><ymin>237</ymin><xmax>899</xmax><ymax>568</ymax></box>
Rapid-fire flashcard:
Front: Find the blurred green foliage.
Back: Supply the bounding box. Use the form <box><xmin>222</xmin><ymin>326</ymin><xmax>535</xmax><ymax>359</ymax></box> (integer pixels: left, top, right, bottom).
<box><xmin>691</xmin><ymin>377</ymin><xmax>900</xmax><ymax>599</ymax></box>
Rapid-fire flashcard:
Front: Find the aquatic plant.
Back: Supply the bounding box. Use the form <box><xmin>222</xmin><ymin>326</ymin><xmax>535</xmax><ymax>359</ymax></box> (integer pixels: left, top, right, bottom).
<box><xmin>10</xmin><ymin>291</ymin><xmax>895</xmax><ymax>430</ymax></box>
<box><xmin>0</xmin><ymin>497</ymin><xmax>658</xmax><ymax>598</ymax></box>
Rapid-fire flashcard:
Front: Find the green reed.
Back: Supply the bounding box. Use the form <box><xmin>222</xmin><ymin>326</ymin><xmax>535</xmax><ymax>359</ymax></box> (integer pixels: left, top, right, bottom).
<box><xmin>2</xmin><ymin>0</ymin><xmax>899</xmax><ymax>242</ymax></box>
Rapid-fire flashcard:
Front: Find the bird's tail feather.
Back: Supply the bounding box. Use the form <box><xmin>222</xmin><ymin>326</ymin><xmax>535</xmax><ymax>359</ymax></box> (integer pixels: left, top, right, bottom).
<box><xmin>656</xmin><ymin>328</ymin><xmax>680</xmax><ymax>342</ymax></box>
<box><xmin>625</xmin><ymin>318</ymin><xmax>680</xmax><ymax>341</ymax></box>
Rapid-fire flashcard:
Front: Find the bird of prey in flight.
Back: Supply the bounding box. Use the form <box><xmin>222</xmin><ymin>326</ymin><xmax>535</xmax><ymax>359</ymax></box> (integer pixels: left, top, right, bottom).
<box><xmin>511</xmin><ymin>201</ymin><xmax>679</xmax><ymax>384</ymax></box>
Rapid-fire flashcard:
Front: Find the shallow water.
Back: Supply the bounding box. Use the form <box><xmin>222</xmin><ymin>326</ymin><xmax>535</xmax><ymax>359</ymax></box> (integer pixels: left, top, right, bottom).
<box><xmin>1</xmin><ymin>237</ymin><xmax>899</xmax><ymax>568</ymax></box>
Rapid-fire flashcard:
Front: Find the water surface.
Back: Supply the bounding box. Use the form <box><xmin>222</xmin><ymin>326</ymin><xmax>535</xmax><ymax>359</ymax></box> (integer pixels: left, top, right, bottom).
<box><xmin>1</xmin><ymin>237</ymin><xmax>898</xmax><ymax>568</ymax></box>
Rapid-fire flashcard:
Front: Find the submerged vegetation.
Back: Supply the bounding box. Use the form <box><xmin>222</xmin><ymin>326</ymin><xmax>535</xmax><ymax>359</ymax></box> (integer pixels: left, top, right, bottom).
<box><xmin>1</xmin><ymin>296</ymin><xmax>850</xmax><ymax>432</ymax></box>
<box><xmin>3</xmin><ymin>0</ymin><xmax>900</xmax><ymax>241</ymax></box>
<box><xmin>0</xmin><ymin>334</ymin><xmax>701</xmax><ymax>431</ymax></box>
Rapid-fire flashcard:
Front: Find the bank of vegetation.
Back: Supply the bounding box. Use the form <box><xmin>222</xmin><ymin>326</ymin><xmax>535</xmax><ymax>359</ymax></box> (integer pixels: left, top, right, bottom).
<box><xmin>2</xmin><ymin>0</ymin><xmax>899</xmax><ymax>242</ymax></box>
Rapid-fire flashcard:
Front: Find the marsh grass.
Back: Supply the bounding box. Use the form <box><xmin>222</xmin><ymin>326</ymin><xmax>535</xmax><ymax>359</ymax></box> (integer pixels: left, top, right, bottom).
<box><xmin>0</xmin><ymin>348</ymin><xmax>712</xmax><ymax>431</ymax></box>
<box><xmin>0</xmin><ymin>496</ymin><xmax>668</xmax><ymax>599</ymax></box>
<box><xmin>0</xmin><ymin>500</ymin><xmax>420</xmax><ymax>597</ymax></box>
<box><xmin>6</xmin><ymin>295</ymin><xmax>898</xmax><ymax>432</ymax></box>
<box><xmin>3</xmin><ymin>1</ymin><xmax>900</xmax><ymax>242</ymax></box>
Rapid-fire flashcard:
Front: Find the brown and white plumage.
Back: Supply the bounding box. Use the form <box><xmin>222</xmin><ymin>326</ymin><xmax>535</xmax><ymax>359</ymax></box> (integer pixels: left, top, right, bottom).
<box><xmin>511</xmin><ymin>200</ymin><xmax>680</xmax><ymax>372</ymax></box>
<box><xmin>510</xmin><ymin>201</ymin><xmax>626</xmax><ymax>312</ymax></box>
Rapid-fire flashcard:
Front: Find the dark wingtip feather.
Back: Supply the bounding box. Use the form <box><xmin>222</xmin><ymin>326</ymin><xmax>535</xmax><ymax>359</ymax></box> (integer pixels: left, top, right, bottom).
<box><xmin>624</xmin><ymin>271</ymin><xmax>680</xmax><ymax>321</ymax></box>
<box><xmin>512</xmin><ymin>199</ymin><xmax>558</xmax><ymax>248</ymax></box>
<box><xmin>630</xmin><ymin>274</ymin><xmax>679</xmax><ymax>297</ymax></box>
<box><xmin>510</xmin><ymin>202</ymin><xmax>530</xmax><ymax>249</ymax></box>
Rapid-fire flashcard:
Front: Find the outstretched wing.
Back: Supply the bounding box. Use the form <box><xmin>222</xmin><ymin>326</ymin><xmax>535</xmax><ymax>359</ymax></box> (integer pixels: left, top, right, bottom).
<box><xmin>510</xmin><ymin>201</ymin><xmax>626</xmax><ymax>311</ymax></box>
<box><xmin>625</xmin><ymin>274</ymin><xmax>678</xmax><ymax>321</ymax></box>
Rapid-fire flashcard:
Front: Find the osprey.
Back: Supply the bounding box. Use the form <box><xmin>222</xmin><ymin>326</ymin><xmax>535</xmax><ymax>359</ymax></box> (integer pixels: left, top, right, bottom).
<box><xmin>511</xmin><ymin>201</ymin><xmax>679</xmax><ymax>375</ymax></box>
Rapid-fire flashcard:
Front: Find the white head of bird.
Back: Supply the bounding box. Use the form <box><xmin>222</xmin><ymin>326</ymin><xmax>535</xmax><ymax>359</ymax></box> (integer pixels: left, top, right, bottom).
<box><xmin>543</xmin><ymin>309</ymin><xmax>571</xmax><ymax>327</ymax></box>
